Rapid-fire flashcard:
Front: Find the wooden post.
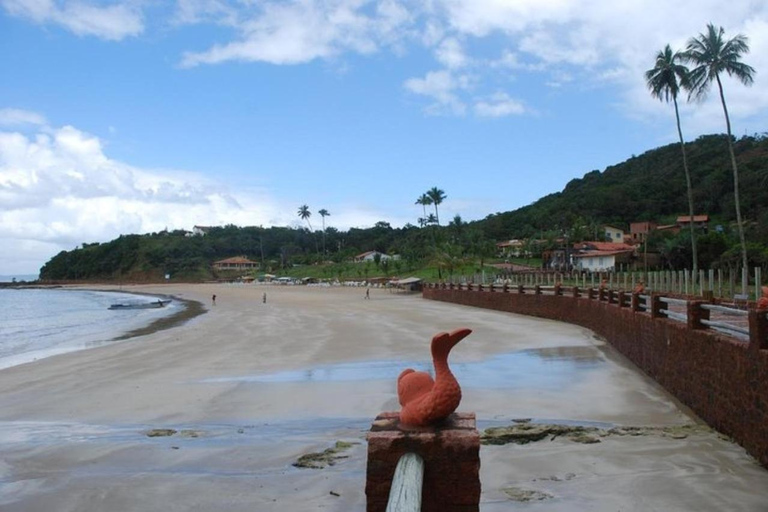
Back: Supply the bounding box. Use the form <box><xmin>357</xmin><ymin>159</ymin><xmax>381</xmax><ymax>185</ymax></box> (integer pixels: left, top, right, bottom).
<box><xmin>687</xmin><ymin>300</ymin><xmax>709</xmax><ymax>329</ymax></box>
<box><xmin>748</xmin><ymin>308</ymin><xmax>768</xmax><ymax>351</ymax></box>
<box><xmin>650</xmin><ymin>294</ymin><xmax>665</xmax><ymax>319</ymax></box>
<box><xmin>386</xmin><ymin>453</ymin><xmax>424</xmax><ymax>512</ymax></box>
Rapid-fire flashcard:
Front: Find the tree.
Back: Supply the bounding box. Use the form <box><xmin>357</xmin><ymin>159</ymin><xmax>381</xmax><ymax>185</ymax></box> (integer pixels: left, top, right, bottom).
<box><xmin>426</xmin><ymin>187</ymin><xmax>447</xmax><ymax>226</ymax></box>
<box><xmin>645</xmin><ymin>44</ymin><xmax>699</xmax><ymax>276</ymax></box>
<box><xmin>318</xmin><ymin>208</ymin><xmax>330</xmax><ymax>256</ymax></box>
<box><xmin>298</xmin><ymin>204</ymin><xmax>313</xmax><ymax>231</ymax></box>
<box><xmin>415</xmin><ymin>194</ymin><xmax>433</xmax><ymax>227</ymax></box>
<box><xmin>684</xmin><ymin>23</ymin><xmax>756</xmax><ymax>291</ymax></box>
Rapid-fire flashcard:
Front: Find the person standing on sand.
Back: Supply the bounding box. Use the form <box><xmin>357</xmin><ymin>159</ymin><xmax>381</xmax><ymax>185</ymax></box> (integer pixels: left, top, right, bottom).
<box><xmin>263</xmin><ymin>292</ymin><xmax>267</xmax><ymax>304</ymax></box>
<box><xmin>212</xmin><ymin>294</ymin><xmax>216</xmax><ymax>305</ymax></box>
<box><xmin>365</xmin><ymin>288</ymin><xmax>370</xmax><ymax>300</ymax></box>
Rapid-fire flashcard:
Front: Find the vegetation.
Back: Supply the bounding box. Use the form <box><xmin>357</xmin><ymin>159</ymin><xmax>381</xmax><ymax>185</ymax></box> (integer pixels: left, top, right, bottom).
<box><xmin>39</xmin><ymin>131</ymin><xmax>768</xmax><ymax>282</ymax></box>
<box><xmin>684</xmin><ymin>23</ymin><xmax>756</xmax><ymax>290</ymax></box>
<box><xmin>645</xmin><ymin>43</ymin><xmax>699</xmax><ymax>277</ymax></box>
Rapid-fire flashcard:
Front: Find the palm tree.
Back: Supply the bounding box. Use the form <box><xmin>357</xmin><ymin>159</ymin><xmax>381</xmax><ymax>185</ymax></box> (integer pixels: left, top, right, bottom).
<box><xmin>645</xmin><ymin>44</ymin><xmax>698</xmax><ymax>277</ymax></box>
<box><xmin>297</xmin><ymin>204</ymin><xmax>313</xmax><ymax>231</ymax></box>
<box><xmin>415</xmin><ymin>194</ymin><xmax>433</xmax><ymax>227</ymax></box>
<box><xmin>318</xmin><ymin>209</ymin><xmax>330</xmax><ymax>256</ymax></box>
<box><xmin>683</xmin><ymin>23</ymin><xmax>755</xmax><ymax>292</ymax></box>
<box><xmin>426</xmin><ymin>187</ymin><xmax>447</xmax><ymax>225</ymax></box>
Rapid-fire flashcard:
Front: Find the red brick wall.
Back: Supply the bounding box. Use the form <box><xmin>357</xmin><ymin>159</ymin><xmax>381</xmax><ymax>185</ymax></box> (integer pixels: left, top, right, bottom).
<box><xmin>423</xmin><ymin>287</ymin><xmax>768</xmax><ymax>468</ymax></box>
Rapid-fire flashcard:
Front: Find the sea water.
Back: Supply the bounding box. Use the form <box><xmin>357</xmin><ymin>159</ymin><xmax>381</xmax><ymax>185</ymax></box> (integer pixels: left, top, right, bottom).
<box><xmin>0</xmin><ymin>289</ymin><xmax>180</xmax><ymax>370</ymax></box>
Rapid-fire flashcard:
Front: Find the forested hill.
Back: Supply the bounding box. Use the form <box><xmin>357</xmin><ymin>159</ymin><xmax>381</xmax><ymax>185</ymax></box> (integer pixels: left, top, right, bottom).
<box><xmin>476</xmin><ymin>133</ymin><xmax>768</xmax><ymax>240</ymax></box>
<box><xmin>39</xmin><ymin>133</ymin><xmax>767</xmax><ymax>281</ymax></box>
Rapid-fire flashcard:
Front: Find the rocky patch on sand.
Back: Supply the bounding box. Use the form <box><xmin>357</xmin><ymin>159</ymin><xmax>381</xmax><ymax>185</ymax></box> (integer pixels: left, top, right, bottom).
<box><xmin>293</xmin><ymin>441</ymin><xmax>360</xmax><ymax>469</ymax></box>
<box><xmin>482</xmin><ymin>420</ymin><xmax>711</xmax><ymax>445</ymax></box>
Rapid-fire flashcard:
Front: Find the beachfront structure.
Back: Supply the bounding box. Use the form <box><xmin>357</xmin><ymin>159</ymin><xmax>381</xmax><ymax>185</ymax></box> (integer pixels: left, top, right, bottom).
<box><xmin>354</xmin><ymin>251</ymin><xmax>393</xmax><ymax>263</ymax></box>
<box><xmin>677</xmin><ymin>215</ymin><xmax>710</xmax><ymax>233</ymax></box>
<box><xmin>496</xmin><ymin>239</ymin><xmax>528</xmax><ymax>257</ymax></box>
<box><xmin>571</xmin><ymin>249</ymin><xmax>635</xmax><ymax>272</ymax></box>
<box><xmin>212</xmin><ymin>256</ymin><xmax>258</xmax><ymax>271</ymax></box>
<box><xmin>603</xmin><ymin>225</ymin><xmax>625</xmax><ymax>242</ymax></box>
<box><xmin>630</xmin><ymin>221</ymin><xmax>657</xmax><ymax>243</ymax></box>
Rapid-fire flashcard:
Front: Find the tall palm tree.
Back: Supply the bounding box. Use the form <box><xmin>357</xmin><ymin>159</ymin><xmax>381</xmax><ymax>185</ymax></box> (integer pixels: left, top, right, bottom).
<box><xmin>318</xmin><ymin>208</ymin><xmax>330</xmax><ymax>256</ymax></box>
<box><xmin>415</xmin><ymin>194</ymin><xmax>432</xmax><ymax>227</ymax></box>
<box><xmin>645</xmin><ymin>44</ymin><xmax>698</xmax><ymax>277</ymax></box>
<box><xmin>426</xmin><ymin>187</ymin><xmax>447</xmax><ymax>226</ymax></box>
<box><xmin>297</xmin><ymin>204</ymin><xmax>313</xmax><ymax>231</ymax></box>
<box><xmin>683</xmin><ymin>23</ymin><xmax>755</xmax><ymax>291</ymax></box>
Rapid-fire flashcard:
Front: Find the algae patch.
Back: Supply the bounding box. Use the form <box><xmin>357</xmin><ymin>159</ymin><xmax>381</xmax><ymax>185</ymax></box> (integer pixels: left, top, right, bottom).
<box><xmin>503</xmin><ymin>487</ymin><xmax>553</xmax><ymax>502</ymax></box>
<box><xmin>293</xmin><ymin>441</ymin><xmax>360</xmax><ymax>469</ymax></box>
<box><xmin>482</xmin><ymin>422</ymin><xmax>711</xmax><ymax>446</ymax></box>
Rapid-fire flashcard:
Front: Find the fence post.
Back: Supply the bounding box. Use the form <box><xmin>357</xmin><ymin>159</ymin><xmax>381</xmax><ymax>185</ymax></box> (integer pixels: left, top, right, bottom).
<box><xmin>687</xmin><ymin>300</ymin><xmax>709</xmax><ymax>329</ymax></box>
<box><xmin>650</xmin><ymin>294</ymin><xmax>665</xmax><ymax>319</ymax></box>
<box><xmin>748</xmin><ymin>308</ymin><xmax>768</xmax><ymax>351</ymax></box>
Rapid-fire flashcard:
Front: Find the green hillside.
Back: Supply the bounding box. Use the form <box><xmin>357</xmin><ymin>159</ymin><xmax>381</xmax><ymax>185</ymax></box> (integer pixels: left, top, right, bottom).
<box><xmin>40</xmin><ymin>133</ymin><xmax>768</xmax><ymax>281</ymax></box>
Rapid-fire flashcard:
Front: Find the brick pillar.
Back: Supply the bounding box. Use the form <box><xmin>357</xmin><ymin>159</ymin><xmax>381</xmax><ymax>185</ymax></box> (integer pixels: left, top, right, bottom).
<box><xmin>554</xmin><ymin>284</ymin><xmax>562</xmax><ymax>296</ymax></box>
<box><xmin>598</xmin><ymin>288</ymin><xmax>607</xmax><ymax>302</ymax></box>
<box><xmin>618</xmin><ymin>291</ymin><xmax>627</xmax><ymax>308</ymax></box>
<box><xmin>687</xmin><ymin>300</ymin><xmax>709</xmax><ymax>329</ymax></box>
<box><xmin>366</xmin><ymin>412</ymin><xmax>481</xmax><ymax>512</ymax></box>
<box><xmin>572</xmin><ymin>286</ymin><xmax>580</xmax><ymax>298</ymax></box>
<box><xmin>534</xmin><ymin>285</ymin><xmax>541</xmax><ymax>295</ymax></box>
<box><xmin>517</xmin><ymin>284</ymin><xmax>524</xmax><ymax>294</ymax></box>
<box><xmin>587</xmin><ymin>288</ymin><xmax>595</xmax><ymax>300</ymax></box>
<box><xmin>448</xmin><ymin>283</ymin><xmax>454</xmax><ymax>290</ymax></box>
<box><xmin>631</xmin><ymin>293</ymin><xmax>640</xmax><ymax>312</ymax></box>
<box><xmin>502</xmin><ymin>283</ymin><xmax>509</xmax><ymax>293</ymax></box>
<box><xmin>748</xmin><ymin>308</ymin><xmax>768</xmax><ymax>351</ymax></box>
<box><xmin>650</xmin><ymin>294</ymin><xmax>665</xmax><ymax>319</ymax></box>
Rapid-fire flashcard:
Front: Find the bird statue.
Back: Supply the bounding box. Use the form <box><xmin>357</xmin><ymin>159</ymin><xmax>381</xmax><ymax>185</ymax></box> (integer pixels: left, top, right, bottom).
<box><xmin>397</xmin><ymin>328</ymin><xmax>472</xmax><ymax>427</ymax></box>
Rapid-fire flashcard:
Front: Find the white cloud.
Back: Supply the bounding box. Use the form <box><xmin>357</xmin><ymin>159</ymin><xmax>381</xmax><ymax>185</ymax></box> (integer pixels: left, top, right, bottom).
<box><xmin>474</xmin><ymin>92</ymin><xmax>526</xmax><ymax>118</ymax></box>
<box><xmin>0</xmin><ymin>121</ymin><xmax>288</xmax><ymax>273</ymax></box>
<box><xmin>403</xmin><ymin>69</ymin><xmax>471</xmax><ymax>115</ymax></box>
<box><xmin>1</xmin><ymin>0</ymin><xmax>144</xmax><ymax>40</ymax></box>
<box><xmin>0</xmin><ymin>108</ymin><xmax>48</xmax><ymax>127</ymax></box>
<box><xmin>435</xmin><ymin>37</ymin><xmax>468</xmax><ymax>68</ymax></box>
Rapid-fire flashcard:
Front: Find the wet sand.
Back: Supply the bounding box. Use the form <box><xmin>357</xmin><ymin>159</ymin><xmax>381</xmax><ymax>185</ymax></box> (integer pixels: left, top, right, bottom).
<box><xmin>0</xmin><ymin>284</ymin><xmax>766</xmax><ymax>511</ymax></box>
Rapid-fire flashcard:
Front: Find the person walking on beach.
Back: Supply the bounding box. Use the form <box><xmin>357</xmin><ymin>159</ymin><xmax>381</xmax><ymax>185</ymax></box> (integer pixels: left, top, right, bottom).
<box><xmin>263</xmin><ymin>292</ymin><xmax>267</xmax><ymax>304</ymax></box>
<box><xmin>365</xmin><ymin>287</ymin><xmax>370</xmax><ymax>300</ymax></box>
<box><xmin>212</xmin><ymin>294</ymin><xmax>216</xmax><ymax>305</ymax></box>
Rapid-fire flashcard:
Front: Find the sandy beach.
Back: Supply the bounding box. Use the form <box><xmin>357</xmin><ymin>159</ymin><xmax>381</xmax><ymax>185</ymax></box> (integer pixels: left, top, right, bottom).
<box><xmin>1</xmin><ymin>283</ymin><xmax>766</xmax><ymax>511</ymax></box>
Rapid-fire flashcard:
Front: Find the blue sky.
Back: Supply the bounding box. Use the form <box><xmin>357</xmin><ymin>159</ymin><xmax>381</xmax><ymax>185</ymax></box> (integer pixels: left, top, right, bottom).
<box><xmin>2</xmin><ymin>1</ymin><xmax>767</xmax><ymax>275</ymax></box>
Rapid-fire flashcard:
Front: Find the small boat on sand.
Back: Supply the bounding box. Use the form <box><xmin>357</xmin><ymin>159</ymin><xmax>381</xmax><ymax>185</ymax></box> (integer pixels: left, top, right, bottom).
<box><xmin>108</xmin><ymin>299</ymin><xmax>171</xmax><ymax>310</ymax></box>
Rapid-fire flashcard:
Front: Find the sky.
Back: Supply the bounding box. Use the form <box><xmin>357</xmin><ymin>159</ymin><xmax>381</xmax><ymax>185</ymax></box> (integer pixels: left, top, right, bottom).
<box><xmin>1</xmin><ymin>1</ymin><xmax>768</xmax><ymax>275</ymax></box>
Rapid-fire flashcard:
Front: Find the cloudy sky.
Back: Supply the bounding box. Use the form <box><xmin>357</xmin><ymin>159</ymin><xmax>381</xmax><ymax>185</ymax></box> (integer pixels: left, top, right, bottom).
<box><xmin>2</xmin><ymin>1</ymin><xmax>767</xmax><ymax>275</ymax></box>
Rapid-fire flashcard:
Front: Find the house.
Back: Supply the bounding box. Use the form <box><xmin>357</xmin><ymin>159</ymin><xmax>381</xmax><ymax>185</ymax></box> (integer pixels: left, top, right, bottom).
<box><xmin>630</xmin><ymin>221</ymin><xmax>657</xmax><ymax>243</ymax></box>
<box><xmin>573</xmin><ymin>241</ymin><xmax>635</xmax><ymax>253</ymax></box>
<box><xmin>193</xmin><ymin>225</ymin><xmax>212</xmax><ymax>236</ymax></box>
<box><xmin>572</xmin><ymin>249</ymin><xmax>635</xmax><ymax>272</ymax></box>
<box><xmin>354</xmin><ymin>251</ymin><xmax>393</xmax><ymax>263</ymax></box>
<box><xmin>213</xmin><ymin>256</ymin><xmax>258</xmax><ymax>271</ymax></box>
<box><xmin>496</xmin><ymin>239</ymin><xmax>526</xmax><ymax>257</ymax></box>
<box><xmin>603</xmin><ymin>225</ymin><xmax>625</xmax><ymax>243</ymax></box>
<box><xmin>676</xmin><ymin>215</ymin><xmax>709</xmax><ymax>233</ymax></box>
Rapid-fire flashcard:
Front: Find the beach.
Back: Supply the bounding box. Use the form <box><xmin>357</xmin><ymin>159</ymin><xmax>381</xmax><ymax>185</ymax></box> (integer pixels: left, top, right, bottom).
<box><xmin>0</xmin><ymin>283</ymin><xmax>766</xmax><ymax>511</ymax></box>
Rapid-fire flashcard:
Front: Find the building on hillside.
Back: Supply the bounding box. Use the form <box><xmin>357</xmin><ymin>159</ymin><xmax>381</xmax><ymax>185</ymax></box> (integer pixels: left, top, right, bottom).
<box><xmin>193</xmin><ymin>225</ymin><xmax>213</xmax><ymax>236</ymax></box>
<box><xmin>676</xmin><ymin>215</ymin><xmax>709</xmax><ymax>233</ymax></box>
<box><xmin>573</xmin><ymin>241</ymin><xmax>635</xmax><ymax>253</ymax></box>
<box><xmin>496</xmin><ymin>239</ymin><xmax>526</xmax><ymax>258</ymax></box>
<box><xmin>213</xmin><ymin>256</ymin><xmax>258</xmax><ymax>271</ymax></box>
<box><xmin>603</xmin><ymin>225</ymin><xmax>625</xmax><ymax>242</ymax></box>
<box><xmin>354</xmin><ymin>251</ymin><xmax>395</xmax><ymax>263</ymax></box>
<box><xmin>630</xmin><ymin>221</ymin><xmax>657</xmax><ymax>243</ymax></box>
<box><xmin>572</xmin><ymin>249</ymin><xmax>635</xmax><ymax>272</ymax></box>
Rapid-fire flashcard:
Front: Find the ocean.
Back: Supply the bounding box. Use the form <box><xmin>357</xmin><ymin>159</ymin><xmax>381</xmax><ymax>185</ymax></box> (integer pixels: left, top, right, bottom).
<box><xmin>0</xmin><ymin>288</ymin><xmax>181</xmax><ymax>370</ymax></box>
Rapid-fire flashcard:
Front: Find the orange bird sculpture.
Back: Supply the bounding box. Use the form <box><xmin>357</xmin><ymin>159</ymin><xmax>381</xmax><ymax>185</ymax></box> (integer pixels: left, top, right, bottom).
<box><xmin>758</xmin><ymin>286</ymin><xmax>768</xmax><ymax>309</ymax></box>
<box><xmin>397</xmin><ymin>328</ymin><xmax>472</xmax><ymax>426</ymax></box>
